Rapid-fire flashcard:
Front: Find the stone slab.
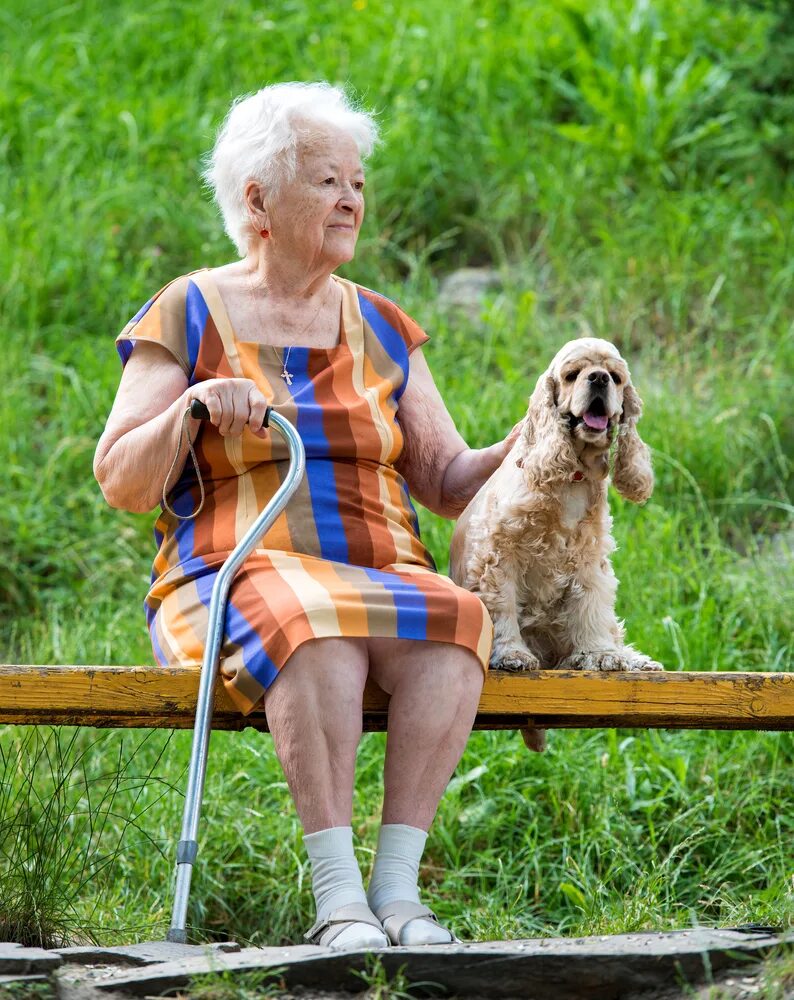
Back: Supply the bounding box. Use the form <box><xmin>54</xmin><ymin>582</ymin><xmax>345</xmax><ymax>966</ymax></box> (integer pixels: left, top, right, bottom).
<box><xmin>93</xmin><ymin>928</ymin><xmax>789</xmax><ymax>998</ymax></box>
<box><xmin>55</xmin><ymin>939</ymin><xmax>240</xmax><ymax>967</ymax></box>
<box><xmin>0</xmin><ymin>941</ymin><xmax>62</xmax><ymax>974</ymax></box>
<box><xmin>0</xmin><ymin>972</ymin><xmax>52</xmax><ymax>987</ymax></box>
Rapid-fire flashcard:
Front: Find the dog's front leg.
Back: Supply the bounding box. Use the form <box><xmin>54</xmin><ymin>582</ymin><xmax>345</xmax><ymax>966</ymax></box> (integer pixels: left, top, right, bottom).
<box><xmin>557</xmin><ymin>570</ymin><xmax>662</xmax><ymax>672</ymax></box>
<box><xmin>479</xmin><ymin>558</ymin><xmax>541</xmax><ymax>672</ymax></box>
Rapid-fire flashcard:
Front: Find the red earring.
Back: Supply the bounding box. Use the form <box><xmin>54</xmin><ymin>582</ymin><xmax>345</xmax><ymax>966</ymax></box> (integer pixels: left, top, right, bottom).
<box><xmin>259</xmin><ymin>227</ymin><xmax>270</xmax><ymax>239</ymax></box>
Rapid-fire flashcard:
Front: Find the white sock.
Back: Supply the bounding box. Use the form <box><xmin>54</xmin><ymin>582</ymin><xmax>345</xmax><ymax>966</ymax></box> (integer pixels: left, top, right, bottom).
<box><xmin>367</xmin><ymin>824</ymin><xmax>452</xmax><ymax>945</ymax></box>
<box><xmin>303</xmin><ymin>826</ymin><xmax>387</xmax><ymax>949</ymax></box>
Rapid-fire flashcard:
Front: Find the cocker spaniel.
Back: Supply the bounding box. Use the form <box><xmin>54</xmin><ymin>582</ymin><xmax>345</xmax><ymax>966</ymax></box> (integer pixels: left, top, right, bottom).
<box><xmin>450</xmin><ymin>337</ymin><xmax>662</xmax><ymax>679</ymax></box>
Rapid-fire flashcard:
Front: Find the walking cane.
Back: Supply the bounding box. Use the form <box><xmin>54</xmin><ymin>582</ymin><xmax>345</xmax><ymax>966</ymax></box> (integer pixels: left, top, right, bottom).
<box><xmin>167</xmin><ymin>399</ymin><xmax>306</xmax><ymax>943</ymax></box>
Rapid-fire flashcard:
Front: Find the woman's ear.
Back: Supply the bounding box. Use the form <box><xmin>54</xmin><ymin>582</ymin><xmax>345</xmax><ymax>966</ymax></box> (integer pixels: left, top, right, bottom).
<box><xmin>612</xmin><ymin>383</ymin><xmax>653</xmax><ymax>502</ymax></box>
<box><xmin>244</xmin><ymin>181</ymin><xmax>271</xmax><ymax>232</ymax></box>
<box><xmin>519</xmin><ymin>373</ymin><xmax>577</xmax><ymax>484</ymax></box>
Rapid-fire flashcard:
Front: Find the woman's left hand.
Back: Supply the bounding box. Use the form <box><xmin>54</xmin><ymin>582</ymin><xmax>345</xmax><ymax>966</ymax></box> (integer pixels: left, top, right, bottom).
<box><xmin>499</xmin><ymin>418</ymin><xmax>525</xmax><ymax>460</ymax></box>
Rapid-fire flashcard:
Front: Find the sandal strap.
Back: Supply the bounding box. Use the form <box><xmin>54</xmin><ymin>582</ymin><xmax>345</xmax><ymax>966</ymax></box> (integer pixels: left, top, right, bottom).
<box><xmin>304</xmin><ymin>902</ymin><xmax>384</xmax><ymax>946</ymax></box>
<box><xmin>376</xmin><ymin>900</ymin><xmax>449</xmax><ymax>945</ymax></box>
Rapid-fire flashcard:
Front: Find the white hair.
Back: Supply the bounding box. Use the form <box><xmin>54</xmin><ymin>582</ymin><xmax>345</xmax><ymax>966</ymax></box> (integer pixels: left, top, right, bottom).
<box><xmin>203</xmin><ymin>82</ymin><xmax>379</xmax><ymax>256</ymax></box>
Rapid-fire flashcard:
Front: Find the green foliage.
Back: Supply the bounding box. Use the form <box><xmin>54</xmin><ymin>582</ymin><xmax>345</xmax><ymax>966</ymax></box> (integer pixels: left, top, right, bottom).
<box><xmin>177</xmin><ymin>963</ymin><xmax>287</xmax><ymax>1000</ymax></box>
<box><xmin>0</xmin><ymin>728</ymin><xmax>176</xmax><ymax>947</ymax></box>
<box><xmin>0</xmin><ymin>0</ymin><xmax>791</xmax><ymax>951</ymax></box>
<box><xmin>546</xmin><ymin>0</ymin><xmax>761</xmax><ymax>180</ymax></box>
<box><xmin>352</xmin><ymin>954</ymin><xmax>443</xmax><ymax>999</ymax></box>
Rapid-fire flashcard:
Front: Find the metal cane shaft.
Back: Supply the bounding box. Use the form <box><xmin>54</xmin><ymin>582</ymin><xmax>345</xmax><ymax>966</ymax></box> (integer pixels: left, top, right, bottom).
<box><xmin>167</xmin><ymin>407</ymin><xmax>305</xmax><ymax>942</ymax></box>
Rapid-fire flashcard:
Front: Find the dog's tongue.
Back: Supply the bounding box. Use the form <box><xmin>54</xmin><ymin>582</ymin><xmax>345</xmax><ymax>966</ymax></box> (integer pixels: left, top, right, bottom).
<box><xmin>583</xmin><ymin>411</ymin><xmax>609</xmax><ymax>431</ymax></box>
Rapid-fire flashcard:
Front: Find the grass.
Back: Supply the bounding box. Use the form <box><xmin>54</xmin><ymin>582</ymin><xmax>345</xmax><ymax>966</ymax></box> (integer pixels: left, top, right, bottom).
<box><xmin>0</xmin><ymin>728</ymin><xmax>176</xmax><ymax>947</ymax></box>
<box><xmin>0</xmin><ymin>0</ymin><xmax>792</xmax><ymax>952</ymax></box>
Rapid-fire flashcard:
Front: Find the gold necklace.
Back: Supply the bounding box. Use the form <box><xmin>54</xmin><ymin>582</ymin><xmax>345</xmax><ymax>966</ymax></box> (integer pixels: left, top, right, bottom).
<box><xmin>248</xmin><ymin>274</ymin><xmax>335</xmax><ymax>386</ymax></box>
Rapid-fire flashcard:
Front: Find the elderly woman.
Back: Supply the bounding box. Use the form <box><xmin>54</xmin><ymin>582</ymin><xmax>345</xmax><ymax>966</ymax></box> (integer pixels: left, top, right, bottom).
<box><xmin>94</xmin><ymin>82</ymin><xmax>516</xmax><ymax>950</ymax></box>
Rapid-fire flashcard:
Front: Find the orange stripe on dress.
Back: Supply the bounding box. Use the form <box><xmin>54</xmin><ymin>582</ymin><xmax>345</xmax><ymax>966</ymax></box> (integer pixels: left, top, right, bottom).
<box><xmin>167</xmin><ymin>579</ymin><xmax>211</xmax><ymax>663</ymax></box>
<box><xmin>153</xmin><ymin>589</ymin><xmax>206</xmax><ymax>666</ymax></box>
<box><xmin>387</xmin><ymin>564</ymin><xmax>492</xmax><ymax>670</ymax></box>
<box><xmin>358</xmin><ymin>350</ymin><xmax>420</xmax><ymax>561</ymax></box>
<box><xmin>266</xmin><ymin>550</ymin><xmax>342</xmax><ymax>641</ymax></box>
<box><xmin>305</xmin><ymin>558</ymin><xmax>370</xmax><ymax>636</ymax></box>
<box><xmin>225</xmin><ymin>554</ymin><xmax>311</xmax><ymax>672</ymax></box>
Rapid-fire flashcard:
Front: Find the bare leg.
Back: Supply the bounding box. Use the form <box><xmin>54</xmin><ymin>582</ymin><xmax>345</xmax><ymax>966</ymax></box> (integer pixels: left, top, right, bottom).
<box><xmin>265</xmin><ymin>637</ymin><xmax>389</xmax><ymax>949</ymax></box>
<box><xmin>264</xmin><ymin>636</ymin><xmax>368</xmax><ymax>833</ymax></box>
<box><xmin>366</xmin><ymin>638</ymin><xmax>484</xmax><ymax>943</ymax></box>
<box><xmin>366</xmin><ymin>638</ymin><xmax>484</xmax><ymax>829</ymax></box>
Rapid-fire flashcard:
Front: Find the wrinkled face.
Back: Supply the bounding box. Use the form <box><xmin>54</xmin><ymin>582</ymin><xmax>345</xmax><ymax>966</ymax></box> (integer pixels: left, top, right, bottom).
<box><xmin>266</xmin><ymin>123</ymin><xmax>365</xmax><ymax>269</ymax></box>
<box><xmin>552</xmin><ymin>338</ymin><xmax>630</xmax><ymax>449</ymax></box>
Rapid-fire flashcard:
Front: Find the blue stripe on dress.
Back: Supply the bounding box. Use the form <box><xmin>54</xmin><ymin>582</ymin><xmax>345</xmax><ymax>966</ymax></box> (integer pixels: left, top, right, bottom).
<box><xmin>222</xmin><ymin>600</ymin><xmax>280</xmax><ymax>690</ymax></box>
<box><xmin>130</xmin><ymin>295</ymin><xmax>157</xmax><ymax>325</ymax></box>
<box><xmin>117</xmin><ymin>339</ymin><xmax>134</xmax><ymax>367</ymax></box>
<box><xmin>149</xmin><ymin>618</ymin><xmax>170</xmax><ymax>666</ymax></box>
<box><xmin>185</xmin><ymin>280</ymin><xmax>206</xmax><ymax>381</ymax></box>
<box><xmin>116</xmin><ymin>292</ymin><xmax>162</xmax><ymax>367</ymax></box>
<box><xmin>357</xmin><ymin>292</ymin><xmax>410</xmax><ymax>399</ymax></box>
<box><xmin>363</xmin><ymin>566</ymin><xmax>428</xmax><ymax>639</ymax></box>
<box><xmin>290</xmin><ymin>350</ymin><xmax>350</xmax><ymax>563</ymax></box>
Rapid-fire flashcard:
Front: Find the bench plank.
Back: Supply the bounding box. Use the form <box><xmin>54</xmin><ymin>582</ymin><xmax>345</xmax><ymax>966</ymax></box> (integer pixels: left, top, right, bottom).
<box><xmin>1</xmin><ymin>665</ymin><xmax>792</xmax><ymax>731</ymax></box>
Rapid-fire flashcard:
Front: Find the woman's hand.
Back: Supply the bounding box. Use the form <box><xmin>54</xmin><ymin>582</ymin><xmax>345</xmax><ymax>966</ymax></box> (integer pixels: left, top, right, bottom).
<box><xmin>95</xmin><ymin>343</ymin><xmax>272</xmax><ymax>513</ymax></box>
<box><xmin>499</xmin><ymin>417</ymin><xmax>525</xmax><ymax>460</ymax></box>
<box><xmin>189</xmin><ymin>378</ymin><xmax>270</xmax><ymax>438</ymax></box>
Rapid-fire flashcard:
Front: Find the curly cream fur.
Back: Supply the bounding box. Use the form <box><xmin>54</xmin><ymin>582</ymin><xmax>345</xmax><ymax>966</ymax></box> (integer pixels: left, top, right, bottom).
<box><xmin>612</xmin><ymin>384</ymin><xmax>654</xmax><ymax>502</ymax></box>
<box><xmin>450</xmin><ymin>338</ymin><xmax>661</xmax><ymax>689</ymax></box>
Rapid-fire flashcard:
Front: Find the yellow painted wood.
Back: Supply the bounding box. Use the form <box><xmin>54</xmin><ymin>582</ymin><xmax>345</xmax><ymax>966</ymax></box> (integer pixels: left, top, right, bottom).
<box><xmin>1</xmin><ymin>664</ymin><xmax>792</xmax><ymax>731</ymax></box>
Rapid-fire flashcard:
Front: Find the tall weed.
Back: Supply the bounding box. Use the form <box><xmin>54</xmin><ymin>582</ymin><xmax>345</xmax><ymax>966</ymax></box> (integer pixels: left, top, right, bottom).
<box><xmin>0</xmin><ymin>728</ymin><xmax>176</xmax><ymax>947</ymax></box>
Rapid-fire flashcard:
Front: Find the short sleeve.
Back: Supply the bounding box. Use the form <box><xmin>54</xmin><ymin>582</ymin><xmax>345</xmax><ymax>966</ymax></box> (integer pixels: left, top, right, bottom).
<box><xmin>115</xmin><ymin>273</ymin><xmax>194</xmax><ymax>377</ymax></box>
<box><xmin>356</xmin><ymin>286</ymin><xmax>430</xmax><ymax>356</ymax></box>
<box><xmin>395</xmin><ymin>307</ymin><xmax>430</xmax><ymax>355</ymax></box>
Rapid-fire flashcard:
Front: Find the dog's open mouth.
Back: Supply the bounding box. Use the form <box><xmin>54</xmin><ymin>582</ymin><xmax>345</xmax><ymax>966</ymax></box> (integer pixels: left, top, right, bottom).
<box><xmin>571</xmin><ymin>397</ymin><xmax>610</xmax><ymax>432</ymax></box>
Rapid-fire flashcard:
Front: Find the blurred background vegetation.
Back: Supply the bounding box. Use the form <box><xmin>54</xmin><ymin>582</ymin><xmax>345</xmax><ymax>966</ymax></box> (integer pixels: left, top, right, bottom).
<box><xmin>0</xmin><ymin>0</ymin><xmax>791</xmax><ymax>949</ymax></box>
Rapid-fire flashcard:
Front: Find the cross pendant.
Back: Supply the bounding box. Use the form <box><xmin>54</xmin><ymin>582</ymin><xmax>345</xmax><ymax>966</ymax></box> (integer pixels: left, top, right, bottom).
<box><xmin>281</xmin><ymin>367</ymin><xmax>293</xmax><ymax>385</ymax></box>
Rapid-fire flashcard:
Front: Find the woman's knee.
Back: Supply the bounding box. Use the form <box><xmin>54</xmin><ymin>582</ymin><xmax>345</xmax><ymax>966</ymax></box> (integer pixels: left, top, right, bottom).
<box><xmin>265</xmin><ymin>636</ymin><xmax>369</xmax><ymax>714</ymax></box>
<box><xmin>368</xmin><ymin>638</ymin><xmax>484</xmax><ymax>699</ymax></box>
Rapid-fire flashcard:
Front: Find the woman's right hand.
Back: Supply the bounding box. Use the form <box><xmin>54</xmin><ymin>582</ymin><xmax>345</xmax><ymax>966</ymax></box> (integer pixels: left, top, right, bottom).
<box><xmin>188</xmin><ymin>378</ymin><xmax>270</xmax><ymax>438</ymax></box>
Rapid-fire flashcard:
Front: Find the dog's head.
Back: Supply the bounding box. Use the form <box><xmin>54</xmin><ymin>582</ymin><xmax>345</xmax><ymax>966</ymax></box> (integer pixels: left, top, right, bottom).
<box><xmin>521</xmin><ymin>337</ymin><xmax>653</xmax><ymax>502</ymax></box>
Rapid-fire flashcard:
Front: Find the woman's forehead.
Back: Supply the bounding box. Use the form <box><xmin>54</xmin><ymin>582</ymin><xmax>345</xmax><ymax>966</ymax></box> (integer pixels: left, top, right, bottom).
<box><xmin>297</xmin><ymin>126</ymin><xmax>363</xmax><ymax>170</ymax></box>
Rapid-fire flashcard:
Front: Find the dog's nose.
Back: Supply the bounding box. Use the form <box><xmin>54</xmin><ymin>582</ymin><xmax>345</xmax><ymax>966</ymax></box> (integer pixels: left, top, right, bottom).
<box><xmin>588</xmin><ymin>369</ymin><xmax>610</xmax><ymax>387</ymax></box>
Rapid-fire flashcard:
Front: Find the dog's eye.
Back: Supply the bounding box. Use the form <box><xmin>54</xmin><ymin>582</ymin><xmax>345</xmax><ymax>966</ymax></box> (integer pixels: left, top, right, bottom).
<box><xmin>611</xmin><ymin>373</ymin><xmax>622</xmax><ymax>385</ymax></box>
<box><xmin>565</xmin><ymin>371</ymin><xmax>579</xmax><ymax>383</ymax></box>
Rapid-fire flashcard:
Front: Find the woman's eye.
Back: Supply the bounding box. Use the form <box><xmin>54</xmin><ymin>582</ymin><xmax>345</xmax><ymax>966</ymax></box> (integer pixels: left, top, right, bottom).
<box><xmin>565</xmin><ymin>371</ymin><xmax>579</xmax><ymax>383</ymax></box>
<box><xmin>323</xmin><ymin>177</ymin><xmax>335</xmax><ymax>185</ymax></box>
<box><xmin>353</xmin><ymin>181</ymin><xmax>364</xmax><ymax>191</ymax></box>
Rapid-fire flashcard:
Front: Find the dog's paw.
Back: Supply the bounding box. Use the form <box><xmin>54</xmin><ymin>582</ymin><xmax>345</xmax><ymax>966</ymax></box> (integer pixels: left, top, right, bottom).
<box><xmin>491</xmin><ymin>646</ymin><xmax>541</xmax><ymax>672</ymax></box>
<box><xmin>561</xmin><ymin>650</ymin><xmax>664</xmax><ymax>672</ymax></box>
<box><xmin>560</xmin><ymin>650</ymin><xmax>630</xmax><ymax>672</ymax></box>
<box><xmin>625</xmin><ymin>653</ymin><xmax>664</xmax><ymax>672</ymax></box>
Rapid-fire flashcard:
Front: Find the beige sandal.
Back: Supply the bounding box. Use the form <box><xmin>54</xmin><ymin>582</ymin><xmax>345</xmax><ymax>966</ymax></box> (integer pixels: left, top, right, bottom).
<box><xmin>304</xmin><ymin>902</ymin><xmax>389</xmax><ymax>949</ymax></box>
<box><xmin>375</xmin><ymin>900</ymin><xmax>460</xmax><ymax>946</ymax></box>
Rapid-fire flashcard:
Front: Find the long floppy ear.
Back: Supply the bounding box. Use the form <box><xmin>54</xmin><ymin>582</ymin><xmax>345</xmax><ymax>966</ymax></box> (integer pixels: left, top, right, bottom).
<box><xmin>517</xmin><ymin>373</ymin><xmax>578</xmax><ymax>485</ymax></box>
<box><xmin>612</xmin><ymin>382</ymin><xmax>653</xmax><ymax>502</ymax></box>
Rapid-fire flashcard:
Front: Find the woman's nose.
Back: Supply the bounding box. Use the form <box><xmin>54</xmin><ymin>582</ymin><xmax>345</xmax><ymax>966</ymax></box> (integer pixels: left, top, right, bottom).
<box><xmin>338</xmin><ymin>185</ymin><xmax>363</xmax><ymax>212</ymax></box>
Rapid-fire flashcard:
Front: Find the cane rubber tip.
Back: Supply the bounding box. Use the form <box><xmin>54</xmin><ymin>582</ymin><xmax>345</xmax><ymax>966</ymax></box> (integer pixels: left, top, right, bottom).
<box><xmin>167</xmin><ymin>928</ymin><xmax>188</xmax><ymax>943</ymax></box>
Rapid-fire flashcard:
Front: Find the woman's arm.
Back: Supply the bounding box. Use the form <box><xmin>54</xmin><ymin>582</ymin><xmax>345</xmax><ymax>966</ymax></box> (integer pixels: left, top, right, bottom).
<box><xmin>94</xmin><ymin>342</ymin><xmax>270</xmax><ymax>513</ymax></box>
<box><xmin>94</xmin><ymin>342</ymin><xmax>198</xmax><ymax>513</ymax></box>
<box><xmin>395</xmin><ymin>348</ymin><xmax>521</xmax><ymax>519</ymax></box>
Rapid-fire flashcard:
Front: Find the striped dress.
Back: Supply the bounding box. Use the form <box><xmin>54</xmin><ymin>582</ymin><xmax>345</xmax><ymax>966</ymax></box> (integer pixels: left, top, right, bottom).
<box><xmin>116</xmin><ymin>269</ymin><xmax>492</xmax><ymax>714</ymax></box>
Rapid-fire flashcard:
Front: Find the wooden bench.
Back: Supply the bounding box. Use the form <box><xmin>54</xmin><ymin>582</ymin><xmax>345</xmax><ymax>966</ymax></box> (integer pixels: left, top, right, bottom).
<box><xmin>2</xmin><ymin>664</ymin><xmax>792</xmax><ymax>732</ymax></box>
